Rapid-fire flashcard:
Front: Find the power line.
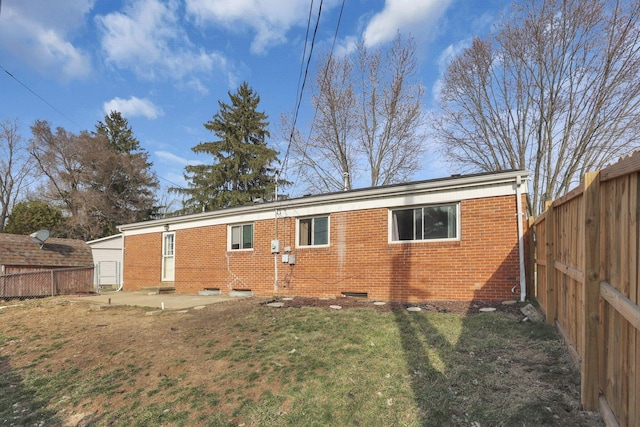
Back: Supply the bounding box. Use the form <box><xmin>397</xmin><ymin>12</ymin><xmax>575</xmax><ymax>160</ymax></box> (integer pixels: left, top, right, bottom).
<box><xmin>288</xmin><ymin>0</ymin><xmax>347</xmax><ymax>190</ymax></box>
<box><xmin>0</xmin><ymin>64</ymin><xmax>81</xmax><ymax>128</ymax></box>
<box><xmin>157</xmin><ymin>174</ymin><xmax>186</xmax><ymax>190</ymax></box>
<box><xmin>295</xmin><ymin>0</ymin><xmax>315</xmax><ymax>112</ymax></box>
<box><xmin>280</xmin><ymin>0</ymin><xmax>324</xmax><ymax>175</ymax></box>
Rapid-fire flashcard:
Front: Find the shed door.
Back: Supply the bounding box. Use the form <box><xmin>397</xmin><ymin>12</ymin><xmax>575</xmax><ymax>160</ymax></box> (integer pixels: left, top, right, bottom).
<box><xmin>162</xmin><ymin>232</ymin><xmax>175</xmax><ymax>282</ymax></box>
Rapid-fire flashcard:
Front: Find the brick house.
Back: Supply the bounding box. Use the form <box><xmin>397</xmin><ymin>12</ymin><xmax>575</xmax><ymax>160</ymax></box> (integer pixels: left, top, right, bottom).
<box><xmin>118</xmin><ymin>170</ymin><xmax>529</xmax><ymax>302</ymax></box>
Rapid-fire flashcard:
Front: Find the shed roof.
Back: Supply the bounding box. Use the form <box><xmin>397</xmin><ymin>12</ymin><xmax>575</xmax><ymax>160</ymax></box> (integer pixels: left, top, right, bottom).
<box><xmin>0</xmin><ymin>233</ymin><xmax>93</xmax><ymax>268</ymax></box>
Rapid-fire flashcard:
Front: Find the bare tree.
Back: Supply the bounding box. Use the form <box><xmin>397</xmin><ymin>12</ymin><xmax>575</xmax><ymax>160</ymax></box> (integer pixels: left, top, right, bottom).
<box><xmin>286</xmin><ymin>33</ymin><xmax>426</xmax><ymax>193</ymax></box>
<box><xmin>355</xmin><ymin>34</ymin><xmax>426</xmax><ymax>187</ymax></box>
<box><xmin>29</xmin><ymin>120</ymin><xmax>158</xmax><ymax>240</ymax></box>
<box><xmin>285</xmin><ymin>52</ymin><xmax>358</xmax><ymax>193</ymax></box>
<box><xmin>31</xmin><ymin>122</ymin><xmax>93</xmax><ymax>209</ymax></box>
<box><xmin>432</xmin><ymin>0</ymin><xmax>640</xmax><ymax>214</ymax></box>
<box><xmin>0</xmin><ymin>119</ymin><xmax>33</xmax><ymax>232</ymax></box>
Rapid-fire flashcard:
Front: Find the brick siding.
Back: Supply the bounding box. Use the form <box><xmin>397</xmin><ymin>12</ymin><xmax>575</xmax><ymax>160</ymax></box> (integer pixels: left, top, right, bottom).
<box><xmin>123</xmin><ymin>194</ymin><xmax>526</xmax><ymax>302</ymax></box>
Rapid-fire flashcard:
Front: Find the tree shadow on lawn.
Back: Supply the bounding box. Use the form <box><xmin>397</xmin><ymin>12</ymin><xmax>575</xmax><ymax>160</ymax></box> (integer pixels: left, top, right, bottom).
<box><xmin>390</xmin><ymin>249</ymin><xmax>601</xmax><ymax>427</ymax></box>
<box><xmin>0</xmin><ymin>354</ymin><xmax>62</xmax><ymax>426</ymax></box>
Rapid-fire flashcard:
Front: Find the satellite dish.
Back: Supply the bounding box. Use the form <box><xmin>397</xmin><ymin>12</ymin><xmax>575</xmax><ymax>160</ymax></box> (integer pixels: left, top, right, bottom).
<box><xmin>29</xmin><ymin>230</ymin><xmax>50</xmax><ymax>249</ymax></box>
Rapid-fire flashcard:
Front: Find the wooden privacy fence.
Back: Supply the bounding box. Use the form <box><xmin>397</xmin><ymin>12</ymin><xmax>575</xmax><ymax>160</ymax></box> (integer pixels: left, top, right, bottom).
<box><xmin>0</xmin><ymin>266</ymin><xmax>94</xmax><ymax>298</ymax></box>
<box><xmin>533</xmin><ymin>152</ymin><xmax>640</xmax><ymax>426</ymax></box>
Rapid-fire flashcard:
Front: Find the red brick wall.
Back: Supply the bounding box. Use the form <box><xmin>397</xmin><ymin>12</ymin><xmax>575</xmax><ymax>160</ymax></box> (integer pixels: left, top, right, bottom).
<box><xmin>123</xmin><ymin>195</ymin><xmax>526</xmax><ymax>301</ymax></box>
<box><xmin>123</xmin><ymin>232</ymin><xmax>162</xmax><ymax>290</ymax></box>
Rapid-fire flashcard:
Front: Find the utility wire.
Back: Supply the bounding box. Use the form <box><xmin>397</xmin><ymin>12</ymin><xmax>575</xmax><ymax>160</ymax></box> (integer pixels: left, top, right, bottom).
<box><xmin>0</xmin><ymin>64</ymin><xmax>81</xmax><ymax>128</ymax></box>
<box><xmin>280</xmin><ymin>0</ymin><xmax>324</xmax><ymax>175</ymax></box>
<box><xmin>289</xmin><ymin>0</ymin><xmax>347</xmax><ymax>190</ymax></box>
<box><xmin>157</xmin><ymin>174</ymin><xmax>187</xmax><ymax>190</ymax></box>
<box><xmin>294</xmin><ymin>0</ymin><xmax>314</xmax><ymax>112</ymax></box>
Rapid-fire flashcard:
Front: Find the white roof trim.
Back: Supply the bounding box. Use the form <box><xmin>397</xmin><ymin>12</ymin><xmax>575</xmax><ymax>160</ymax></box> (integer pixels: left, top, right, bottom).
<box><xmin>87</xmin><ymin>234</ymin><xmax>123</xmax><ymax>244</ymax></box>
<box><xmin>119</xmin><ymin>170</ymin><xmax>529</xmax><ymax>236</ymax></box>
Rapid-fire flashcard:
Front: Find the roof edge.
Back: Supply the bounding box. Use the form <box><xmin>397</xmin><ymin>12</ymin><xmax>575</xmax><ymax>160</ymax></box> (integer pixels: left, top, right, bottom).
<box><xmin>119</xmin><ymin>170</ymin><xmax>529</xmax><ymax>232</ymax></box>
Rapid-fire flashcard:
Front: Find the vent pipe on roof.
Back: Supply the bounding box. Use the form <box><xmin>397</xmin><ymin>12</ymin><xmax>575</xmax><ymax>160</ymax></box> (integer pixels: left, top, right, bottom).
<box><xmin>343</xmin><ymin>172</ymin><xmax>349</xmax><ymax>192</ymax></box>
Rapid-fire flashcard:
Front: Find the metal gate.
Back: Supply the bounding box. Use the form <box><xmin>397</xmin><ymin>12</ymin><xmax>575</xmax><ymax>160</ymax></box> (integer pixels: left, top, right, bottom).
<box><xmin>95</xmin><ymin>261</ymin><xmax>121</xmax><ymax>290</ymax></box>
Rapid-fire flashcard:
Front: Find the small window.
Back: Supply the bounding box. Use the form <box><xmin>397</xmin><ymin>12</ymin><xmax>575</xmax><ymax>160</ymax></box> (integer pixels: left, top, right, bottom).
<box><xmin>391</xmin><ymin>204</ymin><xmax>458</xmax><ymax>242</ymax></box>
<box><xmin>298</xmin><ymin>216</ymin><xmax>329</xmax><ymax>247</ymax></box>
<box><xmin>230</xmin><ymin>223</ymin><xmax>253</xmax><ymax>250</ymax></box>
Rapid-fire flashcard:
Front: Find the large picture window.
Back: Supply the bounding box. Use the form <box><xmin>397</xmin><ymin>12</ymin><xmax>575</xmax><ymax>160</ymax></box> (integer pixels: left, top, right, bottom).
<box><xmin>230</xmin><ymin>223</ymin><xmax>253</xmax><ymax>250</ymax></box>
<box><xmin>391</xmin><ymin>204</ymin><xmax>458</xmax><ymax>241</ymax></box>
<box><xmin>298</xmin><ymin>216</ymin><xmax>329</xmax><ymax>247</ymax></box>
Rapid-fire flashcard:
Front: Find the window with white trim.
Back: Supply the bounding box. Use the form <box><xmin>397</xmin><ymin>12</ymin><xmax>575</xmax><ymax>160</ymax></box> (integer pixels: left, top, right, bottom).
<box><xmin>298</xmin><ymin>216</ymin><xmax>329</xmax><ymax>247</ymax></box>
<box><xmin>229</xmin><ymin>223</ymin><xmax>253</xmax><ymax>250</ymax></box>
<box><xmin>391</xmin><ymin>204</ymin><xmax>458</xmax><ymax>241</ymax></box>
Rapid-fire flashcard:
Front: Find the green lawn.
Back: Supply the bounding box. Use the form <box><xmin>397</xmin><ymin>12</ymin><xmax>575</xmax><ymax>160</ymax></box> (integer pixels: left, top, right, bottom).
<box><xmin>0</xmin><ymin>298</ymin><xmax>603</xmax><ymax>426</ymax></box>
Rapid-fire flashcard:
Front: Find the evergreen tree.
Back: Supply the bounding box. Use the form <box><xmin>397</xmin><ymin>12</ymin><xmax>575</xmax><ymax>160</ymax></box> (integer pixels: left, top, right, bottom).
<box><xmin>4</xmin><ymin>200</ymin><xmax>63</xmax><ymax>235</ymax></box>
<box><xmin>95</xmin><ymin>111</ymin><xmax>141</xmax><ymax>154</ymax></box>
<box><xmin>175</xmin><ymin>82</ymin><xmax>280</xmax><ymax>211</ymax></box>
<box><xmin>92</xmin><ymin>112</ymin><xmax>159</xmax><ymax>236</ymax></box>
<box><xmin>29</xmin><ymin>118</ymin><xmax>158</xmax><ymax>241</ymax></box>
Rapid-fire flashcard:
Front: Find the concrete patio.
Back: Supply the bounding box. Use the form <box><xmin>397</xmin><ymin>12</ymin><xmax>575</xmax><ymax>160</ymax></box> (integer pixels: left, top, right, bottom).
<box><xmin>68</xmin><ymin>291</ymin><xmax>250</xmax><ymax>310</ymax></box>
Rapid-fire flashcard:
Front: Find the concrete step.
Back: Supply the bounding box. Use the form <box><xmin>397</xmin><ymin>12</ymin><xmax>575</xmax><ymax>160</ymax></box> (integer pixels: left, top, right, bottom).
<box><xmin>141</xmin><ymin>286</ymin><xmax>176</xmax><ymax>295</ymax></box>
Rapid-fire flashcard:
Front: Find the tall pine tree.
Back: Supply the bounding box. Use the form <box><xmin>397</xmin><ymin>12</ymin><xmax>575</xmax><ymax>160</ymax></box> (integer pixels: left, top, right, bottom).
<box><xmin>95</xmin><ymin>111</ymin><xmax>141</xmax><ymax>154</ymax></box>
<box><xmin>93</xmin><ymin>111</ymin><xmax>159</xmax><ymax>236</ymax></box>
<box><xmin>176</xmin><ymin>82</ymin><xmax>280</xmax><ymax>211</ymax></box>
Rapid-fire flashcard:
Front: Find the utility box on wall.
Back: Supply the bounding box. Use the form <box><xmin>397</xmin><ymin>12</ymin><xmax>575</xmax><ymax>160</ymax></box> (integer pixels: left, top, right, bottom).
<box><xmin>270</xmin><ymin>239</ymin><xmax>280</xmax><ymax>253</ymax></box>
<box><xmin>288</xmin><ymin>254</ymin><xmax>296</xmax><ymax>265</ymax></box>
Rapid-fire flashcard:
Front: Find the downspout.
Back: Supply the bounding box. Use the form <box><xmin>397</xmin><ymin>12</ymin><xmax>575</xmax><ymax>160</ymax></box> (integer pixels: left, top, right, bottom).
<box><xmin>516</xmin><ymin>175</ymin><xmax>526</xmax><ymax>302</ymax></box>
<box><xmin>116</xmin><ymin>234</ymin><xmax>124</xmax><ymax>292</ymax></box>
<box><xmin>273</xmin><ymin>173</ymin><xmax>279</xmax><ymax>294</ymax></box>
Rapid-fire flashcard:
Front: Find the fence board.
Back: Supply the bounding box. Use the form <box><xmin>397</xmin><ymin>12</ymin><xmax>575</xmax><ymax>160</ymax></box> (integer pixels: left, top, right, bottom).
<box><xmin>0</xmin><ymin>266</ymin><xmax>93</xmax><ymax>298</ymax></box>
<box><xmin>582</xmin><ymin>171</ymin><xmax>600</xmax><ymax>410</ymax></box>
<box><xmin>535</xmin><ymin>211</ymin><xmax>548</xmax><ymax>310</ymax></box>
<box><xmin>601</xmin><ymin>282</ymin><xmax>640</xmax><ymax>333</ymax></box>
<box><xmin>532</xmin><ymin>160</ymin><xmax>640</xmax><ymax>422</ymax></box>
<box><xmin>545</xmin><ymin>203</ymin><xmax>556</xmax><ymax>325</ymax></box>
<box><xmin>630</xmin><ymin>173</ymin><xmax>639</xmax><ymax>425</ymax></box>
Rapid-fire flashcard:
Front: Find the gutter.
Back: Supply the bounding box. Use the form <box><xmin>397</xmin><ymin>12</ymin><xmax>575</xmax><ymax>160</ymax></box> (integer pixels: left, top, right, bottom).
<box><xmin>119</xmin><ymin>170</ymin><xmax>529</xmax><ymax>232</ymax></box>
<box><xmin>116</xmin><ymin>234</ymin><xmax>124</xmax><ymax>292</ymax></box>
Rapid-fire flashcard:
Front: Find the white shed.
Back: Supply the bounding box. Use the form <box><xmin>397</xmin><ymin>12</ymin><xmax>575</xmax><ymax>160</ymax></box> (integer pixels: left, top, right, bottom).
<box><xmin>87</xmin><ymin>234</ymin><xmax>123</xmax><ymax>290</ymax></box>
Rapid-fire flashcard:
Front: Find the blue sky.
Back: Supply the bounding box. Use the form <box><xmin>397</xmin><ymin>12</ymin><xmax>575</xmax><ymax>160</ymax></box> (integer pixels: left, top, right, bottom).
<box><xmin>0</xmin><ymin>0</ymin><xmax>511</xmax><ymax>199</ymax></box>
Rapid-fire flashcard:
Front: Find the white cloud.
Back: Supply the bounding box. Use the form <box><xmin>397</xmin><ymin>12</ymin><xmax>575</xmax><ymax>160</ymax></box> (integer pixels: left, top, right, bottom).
<box><xmin>96</xmin><ymin>0</ymin><xmax>231</xmax><ymax>85</ymax></box>
<box><xmin>437</xmin><ymin>41</ymin><xmax>470</xmax><ymax>72</ymax></box>
<box><xmin>332</xmin><ymin>36</ymin><xmax>359</xmax><ymax>58</ymax></box>
<box><xmin>363</xmin><ymin>0</ymin><xmax>453</xmax><ymax>47</ymax></box>
<box><xmin>155</xmin><ymin>151</ymin><xmax>203</xmax><ymax>166</ymax></box>
<box><xmin>0</xmin><ymin>0</ymin><xmax>94</xmax><ymax>80</ymax></box>
<box><xmin>431</xmin><ymin>39</ymin><xmax>473</xmax><ymax>101</ymax></box>
<box><xmin>185</xmin><ymin>0</ymin><xmax>340</xmax><ymax>55</ymax></box>
<box><xmin>103</xmin><ymin>96</ymin><xmax>163</xmax><ymax>119</ymax></box>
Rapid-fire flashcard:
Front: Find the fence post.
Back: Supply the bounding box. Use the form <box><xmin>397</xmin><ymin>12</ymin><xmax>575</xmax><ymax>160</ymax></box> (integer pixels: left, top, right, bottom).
<box><xmin>545</xmin><ymin>202</ymin><xmax>556</xmax><ymax>325</ymax></box>
<box><xmin>51</xmin><ymin>270</ymin><xmax>55</xmax><ymax>297</ymax></box>
<box><xmin>526</xmin><ymin>216</ymin><xmax>536</xmax><ymax>299</ymax></box>
<box><xmin>582</xmin><ymin>171</ymin><xmax>601</xmax><ymax>411</ymax></box>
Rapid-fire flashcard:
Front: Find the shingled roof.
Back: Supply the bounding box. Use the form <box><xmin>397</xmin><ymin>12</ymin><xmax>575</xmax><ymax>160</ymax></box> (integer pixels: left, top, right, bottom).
<box><xmin>0</xmin><ymin>233</ymin><xmax>93</xmax><ymax>268</ymax></box>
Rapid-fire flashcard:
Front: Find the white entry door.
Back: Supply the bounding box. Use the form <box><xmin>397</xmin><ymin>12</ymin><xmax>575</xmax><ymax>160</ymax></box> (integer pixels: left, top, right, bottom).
<box><xmin>162</xmin><ymin>232</ymin><xmax>175</xmax><ymax>282</ymax></box>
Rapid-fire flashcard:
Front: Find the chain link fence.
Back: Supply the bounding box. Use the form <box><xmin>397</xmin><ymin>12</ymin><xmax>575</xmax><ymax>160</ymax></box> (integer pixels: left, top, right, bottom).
<box><xmin>0</xmin><ymin>266</ymin><xmax>94</xmax><ymax>299</ymax></box>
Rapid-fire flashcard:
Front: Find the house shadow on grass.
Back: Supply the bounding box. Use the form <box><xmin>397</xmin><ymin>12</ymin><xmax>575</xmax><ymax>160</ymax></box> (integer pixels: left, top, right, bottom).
<box><xmin>0</xmin><ymin>354</ymin><xmax>62</xmax><ymax>426</ymax></box>
<box><xmin>389</xmin><ymin>246</ymin><xmax>595</xmax><ymax>426</ymax></box>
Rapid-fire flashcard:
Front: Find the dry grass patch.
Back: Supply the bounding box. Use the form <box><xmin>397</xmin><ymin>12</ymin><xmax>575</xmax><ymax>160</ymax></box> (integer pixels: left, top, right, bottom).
<box><xmin>0</xmin><ymin>297</ymin><xmax>603</xmax><ymax>426</ymax></box>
